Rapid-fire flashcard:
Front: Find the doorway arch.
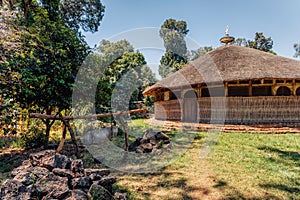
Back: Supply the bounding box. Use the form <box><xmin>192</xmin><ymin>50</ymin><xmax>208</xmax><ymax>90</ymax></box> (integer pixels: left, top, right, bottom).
<box><xmin>183</xmin><ymin>90</ymin><xmax>198</xmax><ymax>122</ymax></box>
<box><xmin>276</xmin><ymin>86</ymin><xmax>291</xmax><ymax>96</ymax></box>
<box><xmin>296</xmin><ymin>87</ymin><xmax>300</xmax><ymax>96</ymax></box>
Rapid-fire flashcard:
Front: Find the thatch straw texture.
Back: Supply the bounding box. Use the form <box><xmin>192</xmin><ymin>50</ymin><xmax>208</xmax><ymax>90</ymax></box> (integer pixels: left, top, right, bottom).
<box><xmin>144</xmin><ymin>45</ymin><xmax>300</xmax><ymax>95</ymax></box>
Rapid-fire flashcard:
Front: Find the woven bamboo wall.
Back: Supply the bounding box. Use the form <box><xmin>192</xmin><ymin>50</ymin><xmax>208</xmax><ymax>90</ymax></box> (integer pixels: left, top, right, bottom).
<box><xmin>154</xmin><ymin>100</ymin><xmax>181</xmax><ymax>120</ymax></box>
<box><xmin>154</xmin><ymin>96</ymin><xmax>300</xmax><ymax>124</ymax></box>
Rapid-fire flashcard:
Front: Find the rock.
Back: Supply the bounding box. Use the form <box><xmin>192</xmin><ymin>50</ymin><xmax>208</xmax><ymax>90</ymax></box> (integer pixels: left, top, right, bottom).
<box><xmin>139</xmin><ymin>143</ymin><xmax>153</xmax><ymax>153</ymax></box>
<box><xmin>11</xmin><ymin>161</ymin><xmax>32</xmax><ymax>177</ymax></box>
<box><xmin>13</xmin><ymin>171</ymin><xmax>34</xmax><ymax>186</ymax></box>
<box><xmin>85</xmin><ymin>169</ymin><xmax>110</xmax><ymax>181</ymax></box>
<box><xmin>97</xmin><ymin>176</ymin><xmax>116</xmax><ymax>193</ymax></box>
<box><xmin>34</xmin><ymin>173</ymin><xmax>69</xmax><ymax>198</ymax></box>
<box><xmin>71</xmin><ymin>159</ymin><xmax>85</xmax><ymax>177</ymax></box>
<box><xmin>114</xmin><ymin>192</ymin><xmax>128</xmax><ymax>200</ymax></box>
<box><xmin>130</xmin><ymin>129</ymin><xmax>171</xmax><ymax>154</ymax></box>
<box><xmin>54</xmin><ymin>154</ymin><xmax>71</xmax><ymax>169</ymax></box>
<box><xmin>52</xmin><ymin>168</ymin><xmax>74</xmax><ymax>179</ymax></box>
<box><xmin>30</xmin><ymin>150</ymin><xmax>56</xmax><ymax>170</ymax></box>
<box><xmin>88</xmin><ymin>184</ymin><xmax>114</xmax><ymax>200</ymax></box>
<box><xmin>142</xmin><ymin>129</ymin><xmax>157</xmax><ymax>140</ymax></box>
<box><xmin>128</xmin><ymin>138</ymin><xmax>141</xmax><ymax>151</ymax></box>
<box><xmin>30</xmin><ymin>166</ymin><xmax>50</xmax><ymax>181</ymax></box>
<box><xmin>0</xmin><ymin>179</ymin><xmax>31</xmax><ymax>200</ymax></box>
<box><xmin>135</xmin><ymin>146</ymin><xmax>144</xmax><ymax>154</ymax></box>
<box><xmin>29</xmin><ymin>150</ymin><xmax>71</xmax><ymax>171</ymax></box>
<box><xmin>1</xmin><ymin>151</ymin><xmax>123</xmax><ymax>200</ymax></box>
<box><xmin>155</xmin><ymin>132</ymin><xmax>170</xmax><ymax>140</ymax></box>
<box><xmin>66</xmin><ymin>189</ymin><xmax>88</xmax><ymax>200</ymax></box>
<box><xmin>71</xmin><ymin>177</ymin><xmax>91</xmax><ymax>189</ymax></box>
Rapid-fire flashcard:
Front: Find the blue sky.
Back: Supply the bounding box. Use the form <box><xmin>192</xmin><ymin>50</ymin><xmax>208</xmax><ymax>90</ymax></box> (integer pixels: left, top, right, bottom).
<box><xmin>84</xmin><ymin>0</ymin><xmax>300</xmax><ymax>67</ymax></box>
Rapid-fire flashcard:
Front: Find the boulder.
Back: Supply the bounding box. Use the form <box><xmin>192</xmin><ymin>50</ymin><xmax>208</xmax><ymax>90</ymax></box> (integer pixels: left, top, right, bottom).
<box><xmin>54</xmin><ymin>154</ymin><xmax>71</xmax><ymax>169</ymax></box>
<box><xmin>85</xmin><ymin>169</ymin><xmax>110</xmax><ymax>181</ymax></box>
<box><xmin>97</xmin><ymin>176</ymin><xmax>117</xmax><ymax>193</ymax></box>
<box><xmin>129</xmin><ymin>129</ymin><xmax>171</xmax><ymax>154</ymax></box>
<box><xmin>71</xmin><ymin>177</ymin><xmax>91</xmax><ymax>190</ymax></box>
<box><xmin>70</xmin><ymin>159</ymin><xmax>85</xmax><ymax>177</ymax></box>
<box><xmin>13</xmin><ymin>171</ymin><xmax>34</xmax><ymax>186</ymax></box>
<box><xmin>52</xmin><ymin>168</ymin><xmax>74</xmax><ymax>180</ymax></box>
<box><xmin>89</xmin><ymin>184</ymin><xmax>114</xmax><ymax>200</ymax></box>
<box><xmin>30</xmin><ymin>150</ymin><xmax>56</xmax><ymax>170</ymax></box>
<box><xmin>1</xmin><ymin>151</ymin><xmax>124</xmax><ymax>199</ymax></box>
<box><xmin>0</xmin><ymin>179</ymin><xmax>31</xmax><ymax>200</ymax></box>
<box><xmin>34</xmin><ymin>173</ymin><xmax>69</xmax><ymax>198</ymax></box>
<box><xmin>114</xmin><ymin>192</ymin><xmax>128</xmax><ymax>200</ymax></box>
<box><xmin>66</xmin><ymin>189</ymin><xmax>88</xmax><ymax>200</ymax></box>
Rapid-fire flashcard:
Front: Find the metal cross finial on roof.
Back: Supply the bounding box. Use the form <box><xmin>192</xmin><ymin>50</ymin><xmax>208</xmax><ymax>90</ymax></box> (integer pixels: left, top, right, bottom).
<box><xmin>225</xmin><ymin>25</ymin><xmax>230</xmax><ymax>35</ymax></box>
<box><xmin>220</xmin><ymin>25</ymin><xmax>235</xmax><ymax>45</ymax></box>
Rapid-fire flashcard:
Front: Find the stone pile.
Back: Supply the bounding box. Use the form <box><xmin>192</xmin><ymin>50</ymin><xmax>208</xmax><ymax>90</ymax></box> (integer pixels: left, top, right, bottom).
<box><xmin>0</xmin><ymin>150</ymin><xmax>126</xmax><ymax>200</ymax></box>
<box><xmin>129</xmin><ymin>129</ymin><xmax>171</xmax><ymax>153</ymax></box>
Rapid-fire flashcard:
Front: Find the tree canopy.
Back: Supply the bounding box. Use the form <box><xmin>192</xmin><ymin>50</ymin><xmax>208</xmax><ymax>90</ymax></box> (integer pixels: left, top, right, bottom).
<box><xmin>235</xmin><ymin>32</ymin><xmax>276</xmax><ymax>54</ymax></box>
<box><xmin>93</xmin><ymin>40</ymin><xmax>157</xmax><ymax>114</ymax></box>
<box><xmin>189</xmin><ymin>46</ymin><xmax>214</xmax><ymax>61</ymax></box>
<box><xmin>0</xmin><ymin>0</ymin><xmax>105</xmax><ymax>142</ymax></box>
<box><xmin>294</xmin><ymin>43</ymin><xmax>300</xmax><ymax>58</ymax></box>
<box><xmin>159</xmin><ymin>18</ymin><xmax>189</xmax><ymax>78</ymax></box>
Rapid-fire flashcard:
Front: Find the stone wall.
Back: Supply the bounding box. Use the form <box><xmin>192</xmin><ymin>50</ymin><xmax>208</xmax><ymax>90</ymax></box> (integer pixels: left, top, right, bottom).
<box><xmin>0</xmin><ymin>150</ymin><xmax>127</xmax><ymax>200</ymax></box>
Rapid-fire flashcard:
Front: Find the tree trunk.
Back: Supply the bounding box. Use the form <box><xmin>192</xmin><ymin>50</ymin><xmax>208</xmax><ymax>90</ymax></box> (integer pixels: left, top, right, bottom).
<box><xmin>44</xmin><ymin>120</ymin><xmax>51</xmax><ymax>148</ymax></box>
<box><xmin>44</xmin><ymin>107</ymin><xmax>53</xmax><ymax>148</ymax></box>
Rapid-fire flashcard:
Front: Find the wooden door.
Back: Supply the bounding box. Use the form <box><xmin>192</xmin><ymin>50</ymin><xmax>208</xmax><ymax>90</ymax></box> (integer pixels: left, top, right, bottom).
<box><xmin>183</xmin><ymin>97</ymin><xmax>198</xmax><ymax>122</ymax></box>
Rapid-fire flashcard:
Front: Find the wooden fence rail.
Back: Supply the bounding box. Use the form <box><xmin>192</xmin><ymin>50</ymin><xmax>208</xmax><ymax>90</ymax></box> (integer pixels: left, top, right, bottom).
<box><xmin>29</xmin><ymin>108</ymin><xmax>147</xmax><ymax>156</ymax></box>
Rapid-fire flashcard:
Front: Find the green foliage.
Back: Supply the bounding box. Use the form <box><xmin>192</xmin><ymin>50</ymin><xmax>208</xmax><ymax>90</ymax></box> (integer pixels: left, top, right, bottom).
<box><xmin>159</xmin><ymin>18</ymin><xmax>189</xmax><ymax>78</ymax></box>
<box><xmin>159</xmin><ymin>18</ymin><xmax>189</xmax><ymax>38</ymax></box>
<box><xmin>235</xmin><ymin>32</ymin><xmax>276</xmax><ymax>54</ymax></box>
<box><xmin>0</xmin><ymin>101</ymin><xmax>18</xmax><ymax>135</ymax></box>
<box><xmin>0</xmin><ymin>0</ymin><xmax>105</xmax><ymax>141</ymax></box>
<box><xmin>60</xmin><ymin>0</ymin><xmax>105</xmax><ymax>32</ymax></box>
<box><xmin>159</xmin><ymin>51</ymin><xmax>187</xmax><ymax>78</ymax></box>
<box><xmin>93</xmin><ymin>40</ymin><xmax>157</xmax><ymax>114</ymax></box>
<box><xmin>293</xmin><ymin>43</ymin><xmax>300</xmax><ymax>57</ymax></box>
<box><xmin>20</xmin><ymin>126</ymin><xmax>47</xmax><ymax>149</ymax></box>
<box><xmin>189</xmin><ymin>46</ymin><xmax>214</xmax><ymax>61</ymax></box>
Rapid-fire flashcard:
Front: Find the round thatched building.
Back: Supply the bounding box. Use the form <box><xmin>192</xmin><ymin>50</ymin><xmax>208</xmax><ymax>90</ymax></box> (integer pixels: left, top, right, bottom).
<box><xmin>143</xmin><ymin>45</ymin><xmax>300</xmax><ymax>124</ymax></box>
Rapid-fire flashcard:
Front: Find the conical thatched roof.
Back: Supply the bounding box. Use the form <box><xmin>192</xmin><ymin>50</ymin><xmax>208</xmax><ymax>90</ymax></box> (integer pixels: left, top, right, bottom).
<box><xmin>144</xmin><ymin>45</ymin><xmax>300</xmax><ymax>95</ymax></box>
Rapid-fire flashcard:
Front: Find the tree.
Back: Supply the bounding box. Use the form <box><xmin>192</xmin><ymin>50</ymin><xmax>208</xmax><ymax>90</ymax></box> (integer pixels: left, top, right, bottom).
<box><xmin>0</xmin><ymin>0</ymin><xmax>105</xmax><ymax>144</ymax></box>
<box><xmin>293</xmin><ymin>43</ymin><xmax>300</xmax><ymax>58</ymax></box>
<box><xmin>189</xmin><ymin>46</ymin><xmax>214</xmax><ymax>61</ymax></box>
<box><xmin>94</xmin><ymin>40</ymin><xmax>157</xmax><ymax>115</ymax></box>
<box><xmin>159</xmin><ymin>18</ymin><xmax>189</xmax><ymax>78</ymax></box>
<box><xmin>235</xmin><ymin>32</ymin><xmax>276</xmax><ymax>54</ymax></box>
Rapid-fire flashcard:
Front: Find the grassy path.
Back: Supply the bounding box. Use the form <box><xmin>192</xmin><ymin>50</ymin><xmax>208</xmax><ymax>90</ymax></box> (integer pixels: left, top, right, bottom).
<box><xmin>113</xmin><ymin>120</ymin><xmax>300</xmax><ymax>199</ymax></box>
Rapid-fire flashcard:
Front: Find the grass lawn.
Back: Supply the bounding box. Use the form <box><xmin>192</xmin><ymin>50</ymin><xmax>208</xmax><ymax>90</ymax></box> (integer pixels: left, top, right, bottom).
<box><xmin>0</xmin><ymin>119</ymin><xmax>299</xmax><ymax>199</ymax></box>
<box><xmin>112</xmin><ymin>119</ymin><xmax>300</xmax><ymax>200</ymax></box>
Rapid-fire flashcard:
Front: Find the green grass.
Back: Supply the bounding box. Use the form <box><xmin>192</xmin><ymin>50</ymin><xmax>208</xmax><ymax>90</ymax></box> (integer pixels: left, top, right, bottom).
<box><xmin>209</xmin><ymin>133</ymin><xmax>300</xmax><ymax>199</ymax></box>
<box><xmin>1</xmin><ymin>119</ymin><xmax>299</xmax><ymax>199</ymax></box>
<box><xmin>113</xmin><ymin>120</ymin><xmax>300</xmax><ymax>200</ymax></box>
<box><xmin>0</xmin><ymin>136</ymin><xmax>24</xmax><ymax>151</ymax></box>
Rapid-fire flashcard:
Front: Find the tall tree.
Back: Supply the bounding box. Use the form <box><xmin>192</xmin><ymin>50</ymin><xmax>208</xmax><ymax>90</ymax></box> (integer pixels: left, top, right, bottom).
<box><xmin>189</xmin><ymin>46</ymin><xmax>214</xmax><ymax>61</ymax></box>
<box><xmin>293</xmin><ymin>43</ymin><xmax>300</xmax><ymax>58</ymax></box>
<box><xmin>93</xmin><ymin>40</ymin><xmax>156</xmax><ymax>114</ymax></box>
<box><xmin>235</xmin><ymin>32</ymin><xmax>276</xmax><ymax>54</ymax></box>
<box><xmin>0</xmin><ymin>0</ymin><xmax>105</xmax><ymax>143</ymax></box>
<box><xmin>159</xmin><ymin>18</ymin><xmax>189</xmax><ymax>78</ymax></box>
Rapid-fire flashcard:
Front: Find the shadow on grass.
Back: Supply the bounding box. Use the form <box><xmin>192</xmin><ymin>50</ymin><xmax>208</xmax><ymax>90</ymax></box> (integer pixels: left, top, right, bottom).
<box><xmin>258</xmin><ymin>146</ymin><xmax>300</xmax><ymax>163</ymax></box>
<box><xmin>212</xmin><ymin>180</ymin><xmax>281</xmax><ymax>200</ymax></box>
<box><xmin>261</xmin><ymin>183</ymin><xmax>300</xmax><ymax>193</ymax></box>
<box><xmin>258</xmin><ymin>146</ymin><xmax>300</xmax><ymax>198</ymax></box>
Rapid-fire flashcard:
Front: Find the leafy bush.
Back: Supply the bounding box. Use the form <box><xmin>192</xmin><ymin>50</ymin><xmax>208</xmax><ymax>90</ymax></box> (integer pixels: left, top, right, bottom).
<box><xmin>21</xmin><ymin>127</ymin><xmax>47</xmax><ymax>149</ymax></box>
